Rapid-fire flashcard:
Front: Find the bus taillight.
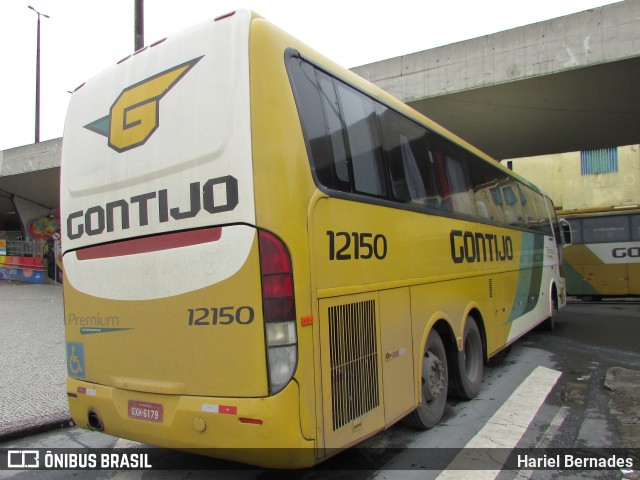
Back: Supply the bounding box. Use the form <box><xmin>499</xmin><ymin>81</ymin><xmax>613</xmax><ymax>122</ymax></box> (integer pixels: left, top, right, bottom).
<box><xmin>259</xmin><ymin>230</ymin><xmax>298</xmax><ymax>394</ymax></box>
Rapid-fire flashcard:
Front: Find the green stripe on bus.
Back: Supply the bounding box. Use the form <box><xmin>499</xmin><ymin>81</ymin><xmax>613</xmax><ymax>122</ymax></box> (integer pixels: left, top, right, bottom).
<box><xmin>505</xmin><ymin>233</ymin><xmax>544</xmax><ymax>324</ymax></box>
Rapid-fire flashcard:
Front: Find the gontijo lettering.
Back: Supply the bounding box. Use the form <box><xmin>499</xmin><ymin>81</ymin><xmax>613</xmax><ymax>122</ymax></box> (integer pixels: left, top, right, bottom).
<box><xmin>612</xmin><ymin>246</ymin><xmax>640</xmax><ymax>258</ymax></box>
<box><xmin>450</xmin><ymin>229</ymin><xmax>514</xmax><ymax>264</ymax></box>
<box><xmin>66</xmin><ymin>176</ymin><xmax>238</xmax><ymax>240</ymax></box>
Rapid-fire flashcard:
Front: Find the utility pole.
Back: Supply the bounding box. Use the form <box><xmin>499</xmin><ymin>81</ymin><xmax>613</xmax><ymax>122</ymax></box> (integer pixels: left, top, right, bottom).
<box><xmin>28</xmin><ymin>6</ymin><xmax>49</xmax><ymax>143</ymax></box>
<box><xmin>135</xmin><ymin>0</ymin><xmax>144</xmax><ymax>51</ymax></box>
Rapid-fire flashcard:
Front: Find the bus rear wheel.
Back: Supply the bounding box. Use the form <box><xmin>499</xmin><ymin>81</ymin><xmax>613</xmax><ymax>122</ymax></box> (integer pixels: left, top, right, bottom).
<box><xmin>404</xmin><ymin>329</ymin><xmax>448</xmax><ymax>429</ymax></box>
<box><xmin>542</xmin><ymin>291</ymin><xmax>558</xmax><ymax>331</ymax></box>
<box><xmin>449</xmin><ymin>317</ymin><xmax>483</xmax><ymax>399</ymax></box>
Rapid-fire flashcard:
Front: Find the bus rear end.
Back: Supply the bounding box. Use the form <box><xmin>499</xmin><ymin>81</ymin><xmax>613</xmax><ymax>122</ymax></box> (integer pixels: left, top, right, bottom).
<box><xmin>61</xmin><ymin>10</ymin><xmax>313</xmax><ymax>467</ymax></box>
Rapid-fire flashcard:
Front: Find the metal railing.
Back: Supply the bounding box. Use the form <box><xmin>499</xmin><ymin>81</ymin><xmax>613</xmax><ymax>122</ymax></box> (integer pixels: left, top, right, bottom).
<box><xmin>4</xmin><ymin>239</ymin><xmax>45</xmax><ymax>257</ymax></box>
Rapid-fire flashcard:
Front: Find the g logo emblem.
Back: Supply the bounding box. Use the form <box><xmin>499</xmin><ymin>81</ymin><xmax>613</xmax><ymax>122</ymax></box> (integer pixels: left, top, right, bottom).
<box><xmin>85</xmin><ymin>57</ymin><xmax>202</xmax><ymax>152</ymax></box>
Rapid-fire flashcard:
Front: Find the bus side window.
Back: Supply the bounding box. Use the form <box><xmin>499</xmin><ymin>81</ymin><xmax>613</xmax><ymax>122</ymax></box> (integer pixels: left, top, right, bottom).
<box><xmin>428</xmin><ymin>135</ymin><xmax>479</xmax><ymax>218</ymax></box>
<box><xmin>631</xmin><ymin>214</ymin><xmax>640</xmax><ymax>241</ymax></box>
<box><xmin>287</xmin><ymin>57</ymin><xmax>346</xmax><ymax>191</ymax></box>
<box><xmin>431</xmin><ymin>147</ymin><xmax>452</xmax><ymax>212</ymax></box>
<box><xmin>316</xmin><ymin>72</ymin><xmax>350</xmax><ymax>190</ymax></box>
<box><xmin>567</xmin><ymin>219</ymin><xmax>582</xmax><ymax>244</ymax></box>
<box><xmin>521</xmin><ymin>185</ymin><xmax>537</xmax><ymax>232</ymax></box>
<box><xmin>334</xmin><ymin>83</ymin><xmax>387</xmax><ymax>198</ymax></box>
<box><xmin>467</xmin><ymin>154</ymin><xmax>504</xmax><ymax>223</ymax></box>
<box><xmin>583</xmin><ymin>216</ymin><xmax>629</xmax><ymax>243</ymax></box>
<box><xmin>444</xmin><ymin>152</ymin><xmax>477</xmax><ymax>218</ymax></box>
<box><xmin>490</xmin><ymin>187</ymin><xmax>503</xmax><ymax>206</ymax></box>
<box><xmin>378</xmin><ymin>107</ymin><xmax>436</xmax><ymax>207</ymax></box>
<box><xmin>501</xmin><ymin>182</ymin><xmax>526</xmax><ymax>228</ymax></box>
<box><xmin>516</xmin><ymin>184</ymin><xmax>533</xmax><ymax>228</ymax></box>
<box><xmin>538</xmin><ymin>193</ymin><xmax>553</xmax><ymax>236</ymax></box>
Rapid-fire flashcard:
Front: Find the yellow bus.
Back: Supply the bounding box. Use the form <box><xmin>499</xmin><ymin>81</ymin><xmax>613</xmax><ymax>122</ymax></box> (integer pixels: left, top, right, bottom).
<box><xmin>559</xmin><ymin>206</ymin><xmax>640</xmax><ymax>299</ymax></box>
<box><xmin>61</xmin><ymin>10</ymin><xmax>566</xmax><ymax>468</ymax></box>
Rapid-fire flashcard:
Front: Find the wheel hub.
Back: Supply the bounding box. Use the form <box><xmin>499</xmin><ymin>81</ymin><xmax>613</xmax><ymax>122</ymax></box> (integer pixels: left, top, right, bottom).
<box><xmin>424</xmin><ymin>352</ymin><xmax>445</xmax><ymax>402</ymax></box>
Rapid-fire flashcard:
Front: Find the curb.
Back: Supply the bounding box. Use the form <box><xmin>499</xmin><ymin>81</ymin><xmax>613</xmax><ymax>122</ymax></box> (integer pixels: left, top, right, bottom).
<box><xmin>0</xmin><ymin>413</ymin><xmax>73</xmax><ymax>443</ymax></box>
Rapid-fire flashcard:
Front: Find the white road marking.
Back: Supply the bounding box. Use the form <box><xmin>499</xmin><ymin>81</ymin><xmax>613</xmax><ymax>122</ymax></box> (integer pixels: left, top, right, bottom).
<box><xmin>515</xmin><ymin>406</ymin><xmax>570</xmax><ymax>479</ymax></box>
<box><xmin>435</xmin><ymin>365</ymin><xmax>562</xmax><ymax>480</ymax></box>
<box><xmin>95</xmin><ymin>439</ymin><xmax>146</xmax><ymax>480</ymax></box>
<box><xmin>113</xmin><ymin>438</ymin><xmax>145</xmax><ymax>449</ymax></box>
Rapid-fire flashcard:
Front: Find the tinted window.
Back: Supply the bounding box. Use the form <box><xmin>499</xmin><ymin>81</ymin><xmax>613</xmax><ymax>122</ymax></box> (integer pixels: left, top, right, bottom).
<box><xmin>431</xmin><ymin>136</ymin><xmax>476</xmax><ymax>217</ymax></box>
<box><xmin>632</xmin><ymin>214</ymin><xmax>640</xmax><ymax>241</ymax></box>
<box><xmin>468</xmin><ymin>154</ymin><xmax>505</xmax><ymax>223</ymax></box>
<box><xmin>542</xmin><ymin>196</ymin><xmax>555</xmax><ymax>238</ymax></box>
<box><xmin>378</xmin><ymin>107</ymin><xmax>438</xmax><ymax>207</ymax></box>
<box><xmin>499</xmin><ymin>180</ymin><xmax>526</xmax><ymax>228</ymax></box>
<box><xmin>538</xmin><ymin>194</ymin><xmax>553</xmax><ymax>236</ymax></box>
<box><xmin>335</xmin><ymin>82</ymin><xmax>387</xmax><ymax>197</ymax></box>
<box><xmin>288</xmin><ymin>52</ymin><xmax>554</xmax><ymax>234</ymax></box>
<box><xmin>567</xmin><ymin>219</ymin><xmax>582</xmax><ymax>244</ymax></box>
<box><xmin>287</xmin><ymin>58</ymin><xmax>339</xmax><ymax>190</ymax></box>
<box><xmin>583</xmin><ymin>216</ymin><xmax>629</xmax><ymax>243</ymax></box>
<box><xmin>316</xmin><ymin>72</ymin><xmax>350</xmax><ymax>190</ymax></box>
<box><xmin>515</xmin><ymin>184</ymin><xmax>552</xmax><ymax>235</ymax></box>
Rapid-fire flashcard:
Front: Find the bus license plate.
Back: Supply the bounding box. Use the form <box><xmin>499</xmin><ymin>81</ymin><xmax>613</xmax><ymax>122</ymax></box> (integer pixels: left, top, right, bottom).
<box><xmin>128</xmin><ymin>400</ymin><xmax>163</xmax><ymax>422</ymax></box>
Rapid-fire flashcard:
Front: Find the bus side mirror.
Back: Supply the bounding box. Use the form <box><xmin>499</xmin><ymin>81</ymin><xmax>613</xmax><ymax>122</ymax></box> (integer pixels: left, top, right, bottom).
<box><xmin>559</xmin><ymin>218</ymin><xmax>572</xmax><ymax>246</ymax></box>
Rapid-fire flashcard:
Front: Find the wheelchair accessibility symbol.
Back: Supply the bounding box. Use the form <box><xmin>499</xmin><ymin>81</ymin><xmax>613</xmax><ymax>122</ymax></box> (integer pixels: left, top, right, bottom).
<box><xmin>66</xmin><ymin>342</ymin><xmax>86</xmax><ymax>378</ymax></box>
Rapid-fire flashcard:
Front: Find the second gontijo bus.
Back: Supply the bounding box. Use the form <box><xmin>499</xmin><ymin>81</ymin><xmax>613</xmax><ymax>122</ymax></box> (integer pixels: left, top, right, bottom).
<box><xmin>61</xmin><ymin>10</ymin><xmax>567</xmax><ymax>468</ymax></box>
<box><xmin>560</xmin><ymin>206</ymin><xmax>640</xmax><ymax>299</ymax></box>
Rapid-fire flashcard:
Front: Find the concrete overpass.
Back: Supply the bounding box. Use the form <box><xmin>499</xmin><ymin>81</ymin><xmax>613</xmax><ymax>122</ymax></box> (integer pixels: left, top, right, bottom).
<box><xmin>0</xmin><ymin>139</ymin><xmax>60</xmax><ymax>209</ymax></box>
<box><xmin>1</xmin><ymin>0</ymin><xmax>640</xmax><ymax>213</ymax></box>
<box><xmin>352</xmin><ymin>0</ymin><xmax>640</xmax><ymax>160</ymax></box>
<box><xmin>0</xmin><ymin>139</ymin><xmax>60</xmax><ymax>232</ymax></box>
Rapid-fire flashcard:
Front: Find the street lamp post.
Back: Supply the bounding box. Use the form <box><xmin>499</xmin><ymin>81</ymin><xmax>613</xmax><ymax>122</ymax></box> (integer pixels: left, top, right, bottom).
<box><xmin>135</xmin><ymin>0</ymin><xmax>144</xmax><ymax>51</ymax></box>
<box><xmin>28</xmin><ymin>5</ymin><xmax>50</xmax><ymax>144</ymax></box>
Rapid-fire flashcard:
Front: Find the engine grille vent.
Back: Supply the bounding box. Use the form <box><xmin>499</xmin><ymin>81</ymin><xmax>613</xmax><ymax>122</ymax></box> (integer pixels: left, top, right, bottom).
<box><xmin>327</xmin><ymin>300</ymin><xmax>379</xmax><ymax>431</ymax></box>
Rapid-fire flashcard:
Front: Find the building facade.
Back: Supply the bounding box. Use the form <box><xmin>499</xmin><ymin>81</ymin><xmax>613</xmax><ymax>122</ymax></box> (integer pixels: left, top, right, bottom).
<box><xmin>503</xmin><ymin>145</ymin><xmax>640</xmax><ymax>211</ymax></box>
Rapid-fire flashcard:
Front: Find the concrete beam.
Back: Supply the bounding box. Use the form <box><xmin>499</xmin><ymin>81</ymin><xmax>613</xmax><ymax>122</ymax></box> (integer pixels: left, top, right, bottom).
<box><xmin>353</xmin><ymin>1</ymin><xmax>640</xmax><ymax>100</ymax></box>
<box><xmin>0</xmin><ymin>138</ymin><xmax>61</xmax><ymax>177</ymax></box>
<box><xmin>352</xmin><ymin>1</ymin><xmax>640</xmax><ymax>159</ymax></box>
<box><xmin>0</xmin><ymin>139</ymin><xmax>61</xmax><ymax>209</ymax></box>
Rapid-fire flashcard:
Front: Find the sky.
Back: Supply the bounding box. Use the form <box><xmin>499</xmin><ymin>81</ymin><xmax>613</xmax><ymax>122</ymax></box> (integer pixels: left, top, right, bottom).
<box><xmin>0</xmin><ymin>0</ymin><xmax>618</xmax><ymax>152</ymax></box>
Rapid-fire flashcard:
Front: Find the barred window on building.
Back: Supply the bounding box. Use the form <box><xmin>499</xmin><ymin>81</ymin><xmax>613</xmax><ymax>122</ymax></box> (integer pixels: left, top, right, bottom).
<box><xmin>580</xmin><ymin>147</ymin><xmax>618</xmax><ymax>175</ymax></box>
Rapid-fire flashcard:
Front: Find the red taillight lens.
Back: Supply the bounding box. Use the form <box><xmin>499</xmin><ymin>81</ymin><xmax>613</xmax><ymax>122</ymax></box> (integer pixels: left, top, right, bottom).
<box><xmin>259</xmin><ymin>231</ymin><xmax>298</xmax><ymax>394</ymax></box>
<box><xmin>263</xmin><ymin>298</ymin><xmax>296</xmax><ymax>324</ymax></box>
<box><xmin>259</xmin><ymin>231</ymin><xmax>291</xmax><ymax>275</ymax></box>
<box><xmin>262</xmin><ymin>275</ymin><xmax>293</xmax><ymax>298</ymax></box>
<box><xmin>259</xmin><ymin>231</ymin><xmax>295</xmax><ymax>324</ymax></box>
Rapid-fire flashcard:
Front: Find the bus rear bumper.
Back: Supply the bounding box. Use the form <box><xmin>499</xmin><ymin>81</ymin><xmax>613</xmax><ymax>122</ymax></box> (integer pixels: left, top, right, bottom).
<box><xmin>66</xmin><ymin>377</ymin><xmax>316</xmax><ymax>468</ymax></box>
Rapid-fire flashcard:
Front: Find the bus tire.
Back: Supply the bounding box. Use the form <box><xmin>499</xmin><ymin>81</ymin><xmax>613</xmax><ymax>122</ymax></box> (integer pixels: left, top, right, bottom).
<box><xmin>404</xmin><ymin>329</ymin><xmax>448</xmax><ymax>429</ymax></box>
<box><xmin>542</xmin><ymin>291</ymin><xmax>558</xmax><ymax>331</ymax></box>
<box><xmin>449</xmin><ymin>317</ymin><xmax>483</xmax><ymax>399</ymax></box>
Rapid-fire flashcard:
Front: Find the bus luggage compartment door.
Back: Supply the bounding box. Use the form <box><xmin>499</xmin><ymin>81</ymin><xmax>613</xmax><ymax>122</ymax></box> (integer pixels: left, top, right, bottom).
<box><xmin>318</xmin><ymin>293</ymin><xmax>385</xmax><ymax>449</ymax></box>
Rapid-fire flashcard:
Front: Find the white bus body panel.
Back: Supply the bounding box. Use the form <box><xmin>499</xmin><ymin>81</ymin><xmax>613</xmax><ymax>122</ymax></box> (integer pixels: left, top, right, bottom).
<box><xmin>61</xmin><ymin>11</ymin><xmax>255</xmax><ymax>284</ymax></box>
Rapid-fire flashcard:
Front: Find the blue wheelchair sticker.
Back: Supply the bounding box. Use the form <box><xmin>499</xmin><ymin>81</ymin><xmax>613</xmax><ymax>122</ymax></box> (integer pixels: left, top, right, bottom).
<box><xmin>66</xmin><ymin>342</ymin><xmax>86</xmax><ymax>378</ymax></box>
